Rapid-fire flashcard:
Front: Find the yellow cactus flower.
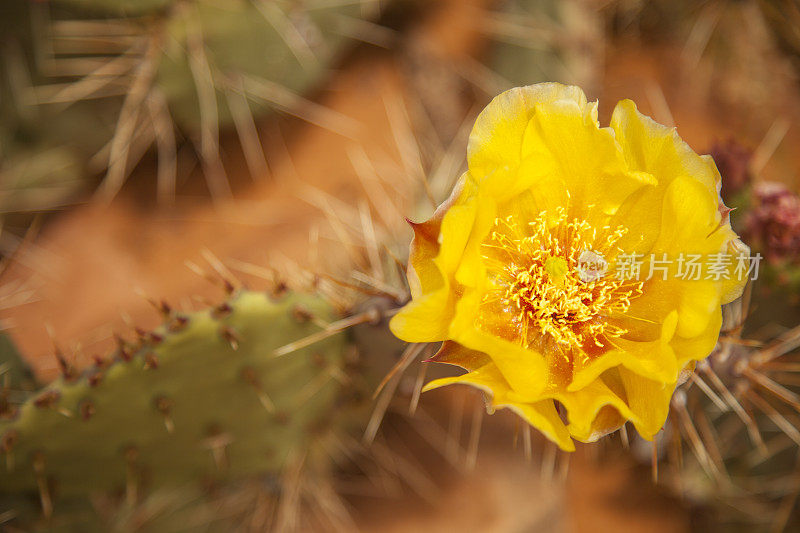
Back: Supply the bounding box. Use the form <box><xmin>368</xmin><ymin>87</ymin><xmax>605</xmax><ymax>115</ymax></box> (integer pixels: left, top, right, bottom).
<box><xmin>390</xmin><ymin>83</ymin><xmax>749</xmax><ymax>451</ymax></box>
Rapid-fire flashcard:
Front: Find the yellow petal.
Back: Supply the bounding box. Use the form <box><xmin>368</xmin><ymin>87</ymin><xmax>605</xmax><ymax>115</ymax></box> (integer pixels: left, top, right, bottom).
<box><xmin>449</xmin><ymin>289</ymin><xmax>549</xmax><ymax>398</ymax></box>
<box><xmin>610</xmin><ymin>99</ymin><xmax>719</xmax><ymax>198</ymax></box>
<box><xmin>671</xmin><ymin>306</ymin><xmax>723</xmax><ymax>369</ymax></box>
<box><xmin>720</xmin><ymin>238</ymin><xmax>751</xmax><ymax>304</ymax></box>
<box><xmin>405</xmin><ymin>219</ymin><xmax>443</xmax><ymax>298</ymax></box>
<box><xmin>642</xmin><ymin>175</ymin><xmax>730</xmax><ymax>338</ymax></box>
<box><xmin>499</xmin><ymin>400</ymin><xmax>575</xmax><ymax>452</ymax></box>
<box><xmin>427</xmin><ymin>341</ymin><xmax>491</xmax><ymax>372</ymax></box>
<box><xmin>432</xmin><ymin>185</ymin><xmax>480</xmax><ymax>275</ymax></box>
<box><xmin>454</xmin><ymin>193</ymin><xmax>497</xmax><ymax>289</ymax></box>
<box><xmin>522</xmin><ymin>99</ymin><xmax>655</xmax><ymax>216</ymax></box>
<box><xmin>422</xmin><ymin>362</ymin><xmax>504</xmax><ymax>396</ymax></box>
<box><xmin>404</xmin><ymin>174</ymin><xmax>469</xmax><ymax>296</ymax></box>
<box><xmin>390</xmin><ymin>178</ymin><xmax>480</xmax><ymax>343</ymax></box>
<box><xmin>618</xmin><ymin>367</ymin><xmax>676</xmax><ymax>440</ymax></box>
<box><xmin>608</xmin><ymin>183</ymin><xmax>664</xmax><ymax>255</ymax></box>
<box><xmin>423</xmin><ymin>362</ymin><xmax>574</xmax><ymax>451</ymax></box>
<box><xmin>468</xmin><ymin>83</ymin><xmax>593</xmax><ymax>177</ymax></box>
<box><xmin>651</xmin><ymin>175</ymin><xmax>725</xmax><ymax>256</ymax></box>
<box><xmin>552</xmin><ymin>370</ymin><xmax>639</xmax><ymax>442</ymax></box>
<box><xmin>570</xmin><ymin>311</ymin><xmax>679</xmax><ymax>391</ymax></box>
<box><xmin>389</xmin><ymin>287</ymin><xmax>454</xmax><ymax>342</ymax></box>
<box><xmin>609</xmin><ymin>99</ymin><xmax>724</xmax><ymax>255</ymax></box>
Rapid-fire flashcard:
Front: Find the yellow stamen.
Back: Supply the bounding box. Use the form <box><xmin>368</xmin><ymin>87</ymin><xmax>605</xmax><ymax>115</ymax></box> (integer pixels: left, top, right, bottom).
<box><xmin>544</xmin><ymin>256</ymin><xmax>568</xmax><ymax>283</ymax></box>
<box><xmin>480</xmin><ymin>209</ymin><xmax>642</xmax><ymax>356</ymax></box>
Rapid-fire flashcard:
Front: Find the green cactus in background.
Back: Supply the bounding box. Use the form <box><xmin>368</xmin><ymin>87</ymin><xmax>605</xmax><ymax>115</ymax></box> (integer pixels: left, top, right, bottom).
<box><xmin>487</xmin><ymin>0</ymin><xmax>603</xmax><ymax>93</ymax></box>
<box><xmin>0</xmin><ymin>289</ymin><xmax>384</xmax><ymax>528</ymax></box>
<box><xmin>0</xmin><ymin>333</ymin><xmax>38</xmax><ymax>393</ymax></box>
<box><xmin>0</xmin><ymin>0</ymin><xmax>384</xmax><ymax>217</ymax></box>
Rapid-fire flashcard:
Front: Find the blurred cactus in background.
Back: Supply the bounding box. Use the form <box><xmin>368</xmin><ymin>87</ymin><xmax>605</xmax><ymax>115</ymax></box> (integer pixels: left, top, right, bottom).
<box><xmin>0</xmin><ymin>287</ymin><xmax>410</xmax><ymax>529</ymax></box>
<box><xmin>742</xmin><ymin>182</ymin><xmax>800</xmax><ymax>301</ymax></box>
<box><xmin>744</xmin><ymin>183</ymin><xmax>800</xmax><ymax>265</ymax></box>
<box><xmin>0</xmin><ymin>0</ymin><xmax>382</xmax><ymax>224</ymax></box>
<box><xmin>487</xmin><ymin>0</ymin><xmax>603</xmax><ymax>93</ymax></box>
<box><xmin>710</xmin><ymin>139</ymin><xmax>753</xmax><ymax>204</ymax></box>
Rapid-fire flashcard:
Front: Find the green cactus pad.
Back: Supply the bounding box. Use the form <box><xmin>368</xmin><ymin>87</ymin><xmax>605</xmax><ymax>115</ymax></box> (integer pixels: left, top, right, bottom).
<box><xmin>0</xmin><ymin>333</ymin><xmax>37</xmax><ymax>392</ymax></box>
<box><xmin>156</xmin><ymin>0</ymin><xmax>364</xmax><ymax>132</ymax></box>
<box><xmin>0</xmin><ymin>291</ymin><xmax>347</xmax><ymax>498</ymax></box>
<box><xmin>1</xmin><ymin>0</ymin><xmax>380</xmax><ymax>215</ymax></box>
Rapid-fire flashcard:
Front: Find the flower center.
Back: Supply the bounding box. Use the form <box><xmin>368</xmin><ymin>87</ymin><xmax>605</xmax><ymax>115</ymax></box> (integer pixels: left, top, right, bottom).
<box><xmin>480</xmin><ymin>208</ymin><xmax>642</xmax><ymax>356</ymax></box>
